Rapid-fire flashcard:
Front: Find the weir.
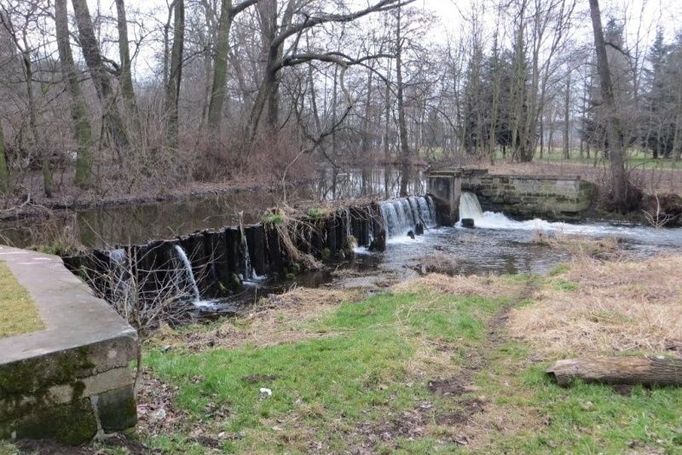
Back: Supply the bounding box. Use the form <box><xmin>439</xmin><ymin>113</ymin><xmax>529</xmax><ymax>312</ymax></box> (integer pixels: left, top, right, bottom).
<box><xmin>63</xmin><ymin>197</ymin><xmax>435</xmax><ymax>308</ymax></box>
<box><xmin>428</xmin><ymin>168</ymin><xmax>598</xmax><ymax>222</ymax></box>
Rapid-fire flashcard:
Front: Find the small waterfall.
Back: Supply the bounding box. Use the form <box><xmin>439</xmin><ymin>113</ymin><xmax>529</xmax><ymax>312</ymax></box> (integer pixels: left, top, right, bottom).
<box><xmin>417</xmin><ymin>197</ymin><xmax>436</xmax><ymax>227</ymax></box>
<box><xmin>173</xmin><ymin>245</ymin><xmax>201</xmax><ymax>302</ymax></box>
<box><xmin>459</xmin><ymin>192</ymin><xmax>484</xmax><ymax>222</ymax></box>
<box><xmin>108</xmin><ymin>248</ymin><xmax>130</xmax><ymax>299</ymax></box>
<box><xmin>241</xmin><ymin>233</ymin><xmax>254</xmax><ymax>281</ymax></box>
<box><xmin>379</xmin><ymin>196</ymin><xmax>437</xmax><ymax>238</ymax></box>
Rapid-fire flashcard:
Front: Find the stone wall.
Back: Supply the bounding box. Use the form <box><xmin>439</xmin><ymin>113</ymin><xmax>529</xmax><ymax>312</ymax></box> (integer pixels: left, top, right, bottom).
<box><xmin>461</xmin><ymin>172</ymin><xmax>597</xmax><ymax>220</ymax></box>
<box><xmin>0</xmin><ymin>247</ymin><xmax>138</xmax><ymax>445</ymax></box>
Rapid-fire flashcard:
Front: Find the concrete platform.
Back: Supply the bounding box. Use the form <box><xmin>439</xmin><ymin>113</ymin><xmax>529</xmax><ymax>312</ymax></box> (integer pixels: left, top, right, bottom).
<box><xmin>0</xmin><ymin>246</ymin><xmax>138</xmax><ymax>444</ymax></box>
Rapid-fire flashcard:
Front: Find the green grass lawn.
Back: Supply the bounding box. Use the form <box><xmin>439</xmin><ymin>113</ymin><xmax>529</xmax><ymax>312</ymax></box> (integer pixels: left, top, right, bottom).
<box><xmin>138</xmin><ymin>274</ymin><xmax>682</xmax><ymax>454</ymax></box>
<box><xmin>0</xmin><ymin>261</ymin><xmax>43</xmax><ymax>338</ymax></box>
<box><xmin>4</xmin><ymin>260</ymin><xmax>679</xmax><ymax>454</ymax></box>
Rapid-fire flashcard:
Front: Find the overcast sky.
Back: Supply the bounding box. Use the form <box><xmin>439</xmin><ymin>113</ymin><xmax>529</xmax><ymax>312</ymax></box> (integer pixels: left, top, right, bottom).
<box><xmin>85</xmin><ymin>0</ymin><xmax>682</xmax><ymax>78</ymax></box>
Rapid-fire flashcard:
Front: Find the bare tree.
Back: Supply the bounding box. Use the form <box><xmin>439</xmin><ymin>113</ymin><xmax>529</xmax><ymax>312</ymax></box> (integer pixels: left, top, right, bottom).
<box><xmin>71</xmin><ymin>0</ymin><xmax>129</xmax><ymax>158</ymax></box>
<box><xmin>206</xmin><ymin>0</ymin><xmax>259</xmax><ymax>137</ymax></box>
<box><xmin>0</xmin><ymin>120</ymin><xmax>7</xmax><ymax>192</ymax></box>
<box><xmin>115</xmin><ymin>0</ymin><xmax>138</xmax><ymax>119</ymax></box>
<box><xmin>165</xmin><ymin>0</ymin><xmax>185</xmax><ymax>149</ymax></box>
<box><xmin>589</xmin><ymin>0</ymin><xmax>629</xmax><ymax>211</ymax></box>
<box><xmin>55</xmin><ymin>0</ymin><xmax>93</xmax><ymax>188</ymax></box>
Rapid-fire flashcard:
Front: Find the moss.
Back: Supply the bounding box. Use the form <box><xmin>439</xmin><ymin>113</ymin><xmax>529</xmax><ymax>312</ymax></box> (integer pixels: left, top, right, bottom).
<box><xmin>97</xmin><ymin>386</ymin><xmax>137</xmax><ymax>432</ymax></box>
<box><xmin>8</xmin><ymin>397</ymin><xmax>98</xmax><ymax>445</ymax></box>
<box><xmin>261</xmin><ymin>211</ymin><xmax>284</xmax><ymax>225</ymax></box>
<box><xmin>0</xmin><ymin>348</ymin><xmax>95</xmax><ymax>422</ymax></box>
<box><xmin>0</xmin><ymin>262</ymin><xmax>43</xmax><ymax>338</ymax></box>
<box><xmin>320</xmin><ymin>248</ymin><xmax>331</xmax><ymax>261</ymax></box>
<box><xmin>306</xmin><ymin>207</ymin><xmax>329</xmax><ymax>220</ymax></box>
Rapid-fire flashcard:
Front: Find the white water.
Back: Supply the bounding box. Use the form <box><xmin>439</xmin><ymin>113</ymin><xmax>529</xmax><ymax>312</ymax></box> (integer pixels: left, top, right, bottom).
<box><xmin>459</xmin><ymin>192</ymin><xmax>484</xmax><ymax>222</ymax></box>
<box><xmin>457</xmin><ymin>192</ymin><xmax>682</xmax><ymax>247</ymax></box>
<box><xmin>380</xmin><ymin>195</ymin><xmax>437</xmax><ymax>239</ymax></box>
<box><xmin>173</xmin><ymin>245</ymin><xmax>201</xmax><ymax>302</ymax></box>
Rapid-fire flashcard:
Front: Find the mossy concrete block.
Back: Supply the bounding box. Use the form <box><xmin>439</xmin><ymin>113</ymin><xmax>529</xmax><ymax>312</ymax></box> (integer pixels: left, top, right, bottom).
<box><xmin>460</xmin><ymin>173</ymin><xmax>597</xmax><ymax>220</ymax></box>
<box><xmin>2</xmin><ymin>398</ymin><xmax>98</xmax><ymax>445</ymax></box>
<box><xmin>0</xmin><ymin>247</ymin><xmax>139</xmax><ymax>444</ymax></box>
<box><xmin>96</xmin><ymin>385</ymin><xmax>137</xmax><ymax>432</ymax></box>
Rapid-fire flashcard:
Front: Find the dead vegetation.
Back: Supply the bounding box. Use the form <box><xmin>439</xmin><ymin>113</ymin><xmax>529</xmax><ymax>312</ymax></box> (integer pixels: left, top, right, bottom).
<box><xmin>151</xmin><ymin>287</ymin><xmax>363</xmax><ymax>352</ymax></box>
<box><xmin>393</xmin><ymin>272</ymin><xmax>524</xmax><ymax>299</ymax></box>
<box><xmin>531</xmin><ymin>231</ymin><xmax>623</xmax><ymax>260</ymax></box>
<box><xmin>508</xmin><ymin>255</ymin><xmax>682</xmax><ymax>357</ymax></box>
<box><xmin>413</xmin><ymin>253</ymin><xmax>460</xmax><ymax>276</ymax></box>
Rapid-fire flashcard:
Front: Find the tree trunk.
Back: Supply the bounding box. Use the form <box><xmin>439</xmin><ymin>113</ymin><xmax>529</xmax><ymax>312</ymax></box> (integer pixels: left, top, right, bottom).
<box><xmin>114</xmin><ymin>0</ymin><xmax>138</xmax><ymax>119</ymax></box>
<box><xmin>207</xmin><ymin>0</ymin><xmax>232</xmax><ymax>137</ymax></box>
<box><xmin>564</xmin><ymin>74</ymin><xmax>571</xmax><ymax>160</ymax></box>
<box><xmin>165</xmin><ymin>0</ymin><xmax>185</xmax><ymax>149</ymax></box>
<box><xmin>55</xmin><ymin>0</ymin><xmax>93</xmax><ymax>188</ymax></box>
<box><xmin>361</xmin><ymin>65</ymin><xmax>375</xmax><ymax>160</ymax></box>
<box><xmin>396</xmin><ymin>5</ymin><xmax>411</xmax><ymax>197</ymax></box>
<box><xmin>589</xmin><ymin>0</ymin><xmax>629</xmax><ymax>211</ymax></box>
<box><xmin>547</xmin><ymin>357</ymin><xmax>682</xmax><ymax>387</ymax></box>
<box><xmin>0</xmin><ymin>121</ymin><xmax>8</xmax><ymax>192</ymax></box>
<box><xmin>71</xmin><ymin>0</ymin><xmax>129</xmax><ymax>158</ymax></box>
<box><xmin>384</xmin><ymin>58</ymin><xmax>392</xmax><ymax>199</ymax></box>
<box><xmin>20</xmin><ymin>44</ymin><xmax>51</xmax><ymax>197</ymax></box>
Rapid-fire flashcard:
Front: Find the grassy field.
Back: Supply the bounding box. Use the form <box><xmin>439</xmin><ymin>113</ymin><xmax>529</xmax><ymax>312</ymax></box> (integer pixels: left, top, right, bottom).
<box><xmin>126</xmin><ymin>254</ymin><xmax>680</xmax><ymax>454</ymax></box>
<box><xmin>4</xmin><ymin>253</ymin><xmax>681</xmax><ymax>454</ymax></box>
<box><xmin>0</xmin><ymin>261</ymin><xmax>43</xmax><ymax>338</ymax></box>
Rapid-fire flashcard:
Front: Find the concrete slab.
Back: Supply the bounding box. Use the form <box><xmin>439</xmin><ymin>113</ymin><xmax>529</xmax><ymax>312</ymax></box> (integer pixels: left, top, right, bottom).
<box><xmin>0</xmin><ymin>246</ymin><xmax>138</xmax><ymax>444</ymax></box>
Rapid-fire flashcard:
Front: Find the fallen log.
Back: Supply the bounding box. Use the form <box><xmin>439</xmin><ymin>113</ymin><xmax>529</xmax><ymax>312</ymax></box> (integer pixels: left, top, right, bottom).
<box><xmin>546</xmin><ymin>357</ymin><xmax>682</xmax><ymax>387</ymax></box>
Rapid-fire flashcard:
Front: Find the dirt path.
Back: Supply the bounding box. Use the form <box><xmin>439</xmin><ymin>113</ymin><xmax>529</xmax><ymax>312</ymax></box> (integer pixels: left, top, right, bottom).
<box><xmin>423</xmin><ymin>279</ymin><xmax>538</xmax><ymax>448</ymax></box>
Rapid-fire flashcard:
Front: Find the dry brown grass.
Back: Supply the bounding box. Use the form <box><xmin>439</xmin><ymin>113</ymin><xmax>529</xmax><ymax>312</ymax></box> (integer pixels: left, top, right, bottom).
<box><xmin>509</xmin><ymin>255</ymin><xmax>682</xmax><ymax>357</ymax></box>
<box><xmin>393</xmin><ymin>273</ymin><xmax>524</xmax><ymax>300</ymax></box>
<box><xmin>531</xmin><ymin>232</ymin><xmax>623</xmax><ymax>260</ymax></box>
<box><xmin>152</xmin><ymin>287</ymin><xmax>362</xmax><ymax>351</ymax></box>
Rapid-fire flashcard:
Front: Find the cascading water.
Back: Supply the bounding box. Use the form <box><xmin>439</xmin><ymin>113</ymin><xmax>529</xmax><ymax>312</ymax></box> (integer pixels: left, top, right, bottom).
<box><xmin>459</xmin><ymin>192</ymin><xmax>484</xmax><ymax>222</ymax></box>
<box><xmin>241</xmin><ymin>234</ymin><xmax>254</xmax><ymax>281</ymax></box>
<box><xmin>379</xmin><ymin>196</ymin><xmax>437</xmax><ymax>238</ymax></box>
<box><xmin>173</xmin><ymin>245</ymin><xmax>201</xmax><ymax>302</ymax></box>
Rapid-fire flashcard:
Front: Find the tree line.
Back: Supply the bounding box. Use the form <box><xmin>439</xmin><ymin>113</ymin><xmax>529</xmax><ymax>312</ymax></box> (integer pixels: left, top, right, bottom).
<box><xmin>0</xmin><ymin>0</ymin><xmax>678</xmax><ymax>210</ymax></box>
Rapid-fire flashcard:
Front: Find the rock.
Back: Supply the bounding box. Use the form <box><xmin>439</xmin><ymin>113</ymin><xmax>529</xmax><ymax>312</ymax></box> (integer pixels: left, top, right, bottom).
<box><xmin>407</xmin><ymin>230</ymin><xmax>415</xmax><ymax>239</ymax></box>
<box><xmin>368</xmin><ymin>230</ymin><xmax>386</xmax><ymax>252</ymax></box>
<box><xmin>461</xmin><ymin>218</ymin><xmax>475</xmax><ymax>228</ymax></box>
<box><xmin>415</xmin><ymin>222</ymin><xmax>424</xmax><ymax>235</ymax></box>
<box><xmin>259</xmin><ymin>388</ymin><xmax>272</xmax><ymax>399</ymax></box>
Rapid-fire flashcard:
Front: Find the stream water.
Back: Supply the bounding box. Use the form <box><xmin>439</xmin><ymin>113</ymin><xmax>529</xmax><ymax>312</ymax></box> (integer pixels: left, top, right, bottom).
<box><xmin>0</xmin><ymin>166</ymin><xmax>427</xmax><ymax>249</ymax></box>
<box><xmin>4</xmin><ymin>168</ymin><xmax>682</xmax><ymax>316</ymax></box>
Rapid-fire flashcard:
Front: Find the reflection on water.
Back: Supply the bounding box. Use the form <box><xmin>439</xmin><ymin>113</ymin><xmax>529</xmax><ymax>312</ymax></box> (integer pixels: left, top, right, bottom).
<box><xmin>1</xmin><ymin>166</ymin><xmax>426</xmax><ymax>249</ymax></box>
<box><xmin>314</xmin><ymin>167</ymin><xmax>427</xmax><ymax>201</ymax></box>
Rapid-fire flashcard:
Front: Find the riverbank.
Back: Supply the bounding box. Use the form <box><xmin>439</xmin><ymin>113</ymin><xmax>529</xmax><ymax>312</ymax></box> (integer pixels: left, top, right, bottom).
<box><xmin>4</xmin><ymin>247</ymin><xmax>679</xmax><ymax>454</ymax></box>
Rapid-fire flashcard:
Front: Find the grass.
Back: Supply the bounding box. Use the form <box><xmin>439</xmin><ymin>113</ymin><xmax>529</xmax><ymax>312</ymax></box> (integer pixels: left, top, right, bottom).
<box><xmin>136</xmin><ymin>256</ymin><xmax>682</xmax><ymax>454</ymax></box>
<box><xmin>466</xmin><ymin>341</ymin><xmax>682</xmax><ymax>454</ymax></box>
<box><xmin>0</xmin><ymin>261</ymin><xmax>43</xmax><ymax>338</ymax></box>
<box><xmin>5</xmin><ymin>255</ymin><xmax>680</xmax><ymax>453</ymax></box>
<box><xmin>509</xmin><ymin>255</ymin><xmax>682</xmax><ymax>356</ymax></box>
<box><xmin>144</xmin><ymin>291</ymin><xmax>510</xmax><ymax>453</ymax></box>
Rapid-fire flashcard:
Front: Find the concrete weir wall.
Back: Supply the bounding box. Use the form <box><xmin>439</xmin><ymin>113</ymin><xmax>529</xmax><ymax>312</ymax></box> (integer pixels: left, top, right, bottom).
<box><xmin>429</xmin><ymin>169</ymin><xmax>597</xmax><ymax>221</ymax></box>
<box><xmin>64</xmin><ymin>203</ymin><xmax>384</xmax><ymax>302</ymax></box>
<box><xmin>0</xmin><ymin>247</ymin><xmax>138</xmax><ymax>445</ymax></box>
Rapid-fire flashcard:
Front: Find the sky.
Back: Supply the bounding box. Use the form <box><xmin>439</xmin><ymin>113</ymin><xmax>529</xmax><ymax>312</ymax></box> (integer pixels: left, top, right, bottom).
<box><xmin>85</xmin><ymin>0</ymin><xmax>682</xmax><ymax>79</ymax></box>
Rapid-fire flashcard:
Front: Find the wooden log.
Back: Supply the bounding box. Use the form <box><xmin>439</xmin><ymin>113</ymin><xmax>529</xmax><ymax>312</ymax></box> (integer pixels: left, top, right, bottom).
<box><xmin>546</xmin><ymin>357</ymin><xmax>682</xmax><ymax>387</ymax></box>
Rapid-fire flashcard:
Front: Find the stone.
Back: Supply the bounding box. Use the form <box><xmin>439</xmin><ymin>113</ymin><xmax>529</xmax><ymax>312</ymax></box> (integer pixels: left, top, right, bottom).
<box><xmin>96</xmin><ymin>385</ymin><xmax>137</xmax><ymax>432</ymax></box>
<box><xmin>0</xmin><ymin>246</ymin><xmax>138</xmax><ymax>445</ymax></box>
<box><xmin>6</xmin><ymin>398</ymin><xmax>98</xmax><ymax>445</ymax></box>
<box><xmin>461</xmin><ymin>218</ymin><xmax>475</xmax><ymax>228</ymax></box>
